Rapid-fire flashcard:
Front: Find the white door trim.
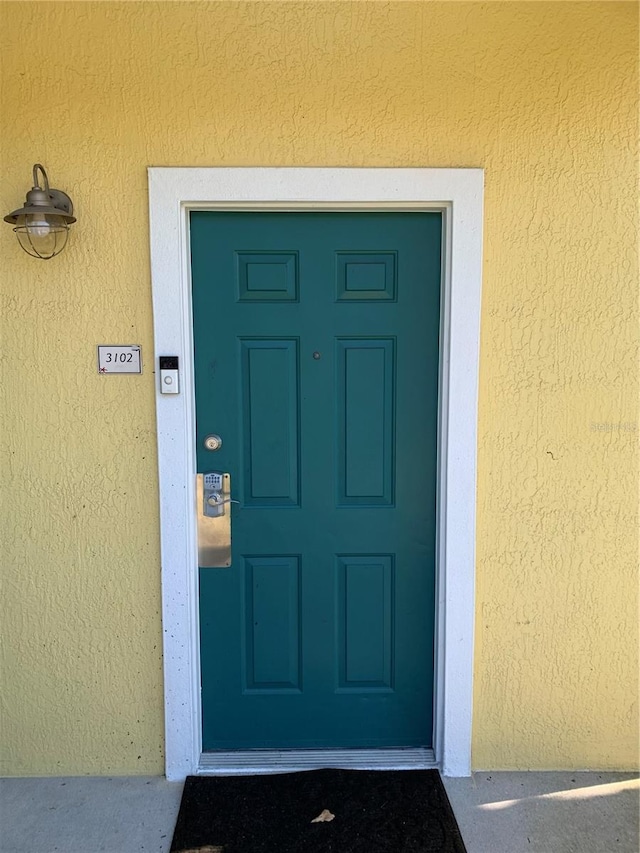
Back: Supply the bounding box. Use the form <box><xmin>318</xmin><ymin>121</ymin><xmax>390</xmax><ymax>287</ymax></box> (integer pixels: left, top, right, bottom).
<box><xmin>148</xmin><ymin>168</ymin><xmax>483</xmax><ymax>781</ymax></box>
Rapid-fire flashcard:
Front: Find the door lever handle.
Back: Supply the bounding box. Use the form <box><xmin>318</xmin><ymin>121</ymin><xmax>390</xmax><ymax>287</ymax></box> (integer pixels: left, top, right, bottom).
<box><xmin>206</xmin><ymin>495</ymin><xmax>240</xmax><ymax>510</ymax></box>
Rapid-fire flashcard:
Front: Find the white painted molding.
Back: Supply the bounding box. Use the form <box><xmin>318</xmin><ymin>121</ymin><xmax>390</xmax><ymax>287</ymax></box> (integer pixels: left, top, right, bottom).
<box><xmin>147</xmin><ymin>168</ymin><xmax>483</xmax><ymax>781</ymax></box>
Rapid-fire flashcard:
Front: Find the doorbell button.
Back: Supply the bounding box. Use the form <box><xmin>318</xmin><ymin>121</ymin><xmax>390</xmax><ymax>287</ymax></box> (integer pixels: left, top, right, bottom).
<box><xmin>159</xmin><ymin>355</ymin><xmax>179</xmax><ymax>395</ymax></box>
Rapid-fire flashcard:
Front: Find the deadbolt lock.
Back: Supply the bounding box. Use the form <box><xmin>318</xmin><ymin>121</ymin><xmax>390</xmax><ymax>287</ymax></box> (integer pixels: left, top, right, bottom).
<box><xmin>204</xmin><ymin>434</ymin><xmax>223</xmax><ymax>451</ymax></box>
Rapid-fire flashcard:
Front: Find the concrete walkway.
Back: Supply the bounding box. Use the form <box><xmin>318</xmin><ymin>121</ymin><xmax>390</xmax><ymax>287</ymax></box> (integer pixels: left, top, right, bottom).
<box><xmin>444</xmin><ymin>772</ymin><xmax>639</xmax><ymax>853</ymax></box>
<box><xmin>0</xmin><ymin>772</ymin><xmax>637</xmax><ymax>852</ymax></box>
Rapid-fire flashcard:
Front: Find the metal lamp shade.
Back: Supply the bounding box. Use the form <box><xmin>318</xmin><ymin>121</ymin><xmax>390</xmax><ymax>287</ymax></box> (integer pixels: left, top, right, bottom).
<box><xmin>4</xmin><ymin>165</ymin><xmax>76</xmax><ymax>259</ymax></box>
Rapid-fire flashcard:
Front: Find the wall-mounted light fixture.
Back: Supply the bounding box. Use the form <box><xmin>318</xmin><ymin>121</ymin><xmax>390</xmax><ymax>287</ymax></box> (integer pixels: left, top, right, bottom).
<box><xmin>4</xmin><ymin>164</ymin><xmax>76</xmax><ymax>259</ymax></box>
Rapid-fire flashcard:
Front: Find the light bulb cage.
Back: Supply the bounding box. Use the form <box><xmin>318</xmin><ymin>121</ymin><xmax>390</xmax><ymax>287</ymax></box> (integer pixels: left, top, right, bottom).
<box><xmin>4</xmin><ymin>164</ymin><xmax>76</xmax><ymax>259</ymax></box>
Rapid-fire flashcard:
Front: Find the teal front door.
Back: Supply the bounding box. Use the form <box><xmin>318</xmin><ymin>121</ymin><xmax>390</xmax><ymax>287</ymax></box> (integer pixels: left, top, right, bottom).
<box><xmin>191</xmin><ymin>211</ymin><xmax>441</xmax><ymax>751</ymax></box>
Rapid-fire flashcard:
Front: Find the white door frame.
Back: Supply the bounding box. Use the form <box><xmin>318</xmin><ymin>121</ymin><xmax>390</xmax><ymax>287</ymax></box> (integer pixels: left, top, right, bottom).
<box><xmin>148</xmin><ymin>168</ymin><xmax>483</xmax><ymax>781</ymax></box>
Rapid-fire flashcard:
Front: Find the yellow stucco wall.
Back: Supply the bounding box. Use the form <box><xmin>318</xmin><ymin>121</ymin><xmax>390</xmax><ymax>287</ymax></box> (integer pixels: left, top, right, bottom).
<box><xmin>1</xmin><ymin>1</ymin><xmax>637</xmax><ymax>776</ymax></box>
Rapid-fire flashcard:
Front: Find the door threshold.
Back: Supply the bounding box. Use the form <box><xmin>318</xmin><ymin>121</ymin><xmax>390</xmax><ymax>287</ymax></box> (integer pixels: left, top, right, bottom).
<box><xmin>197</xmin><ymin>747</ymin><xmax>437</xmax><ymax>776</ymax></box>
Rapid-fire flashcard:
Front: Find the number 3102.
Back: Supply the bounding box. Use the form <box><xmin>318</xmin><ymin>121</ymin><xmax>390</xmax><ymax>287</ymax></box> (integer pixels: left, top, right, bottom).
<box><xmin>106</xmin><ymin>352</ymin><xmax>134</xmax><ymax>363</ymax></box>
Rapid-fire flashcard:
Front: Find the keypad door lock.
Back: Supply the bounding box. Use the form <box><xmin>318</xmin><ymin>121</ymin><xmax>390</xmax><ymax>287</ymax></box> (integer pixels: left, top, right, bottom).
<box><xmin>203</xmin><ymin>472</ymin><xmax>227</xmax><ymax>518</ymax></box>
<box><xmin>197</xmin><ymin>472</ymin><xmax>234</xmax><ymax>568</ymax></box>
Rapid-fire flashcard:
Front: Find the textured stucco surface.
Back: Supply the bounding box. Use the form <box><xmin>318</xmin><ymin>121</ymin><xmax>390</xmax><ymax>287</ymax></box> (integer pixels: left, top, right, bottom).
<box><xmin>0</xmin><ymin>1</ymin><xmax>637</xmax><ymax>775</ymax></box>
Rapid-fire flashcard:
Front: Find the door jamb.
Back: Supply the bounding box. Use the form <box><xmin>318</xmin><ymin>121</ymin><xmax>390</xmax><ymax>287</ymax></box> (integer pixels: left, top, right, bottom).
<box><xmin>148</xmin><ymin>168</ymin><xmax>483</xmax><ymax>781</ymax></box>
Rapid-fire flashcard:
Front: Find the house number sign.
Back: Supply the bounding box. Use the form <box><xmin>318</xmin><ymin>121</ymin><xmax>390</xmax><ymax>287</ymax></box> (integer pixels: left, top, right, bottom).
<box><xmin>97</xmin><ymin>345</ymin><xmax>142</xmax><ymax>374</ymax></box>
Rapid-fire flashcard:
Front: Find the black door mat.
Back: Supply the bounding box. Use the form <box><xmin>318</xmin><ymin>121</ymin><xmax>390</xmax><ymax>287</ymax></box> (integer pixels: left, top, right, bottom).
<box><xmin>170</xmin><ymin>768</ymin><xmax>467</xmax><ymax>852</ymax></box>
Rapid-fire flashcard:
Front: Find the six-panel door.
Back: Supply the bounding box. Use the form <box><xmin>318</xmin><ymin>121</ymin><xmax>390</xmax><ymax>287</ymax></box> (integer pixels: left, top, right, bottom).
<box><xmin>190</xmin><ymin>211</ymin><xmax>441</xmax><ymax>750</ymax></box>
